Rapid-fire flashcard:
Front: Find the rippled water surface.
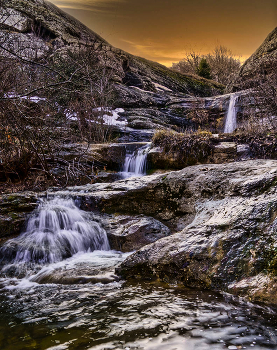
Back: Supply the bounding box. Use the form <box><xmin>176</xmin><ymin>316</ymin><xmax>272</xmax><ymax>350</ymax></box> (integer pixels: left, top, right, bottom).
<box><xmin>1</xmin><ymin>198</ymin><xmax>277</xmax><ymax>350</ymax></box>
<box><xmin>1</xmin><ymin>275</ymin><xmax>277</xmax><ymax>350</ymax></box>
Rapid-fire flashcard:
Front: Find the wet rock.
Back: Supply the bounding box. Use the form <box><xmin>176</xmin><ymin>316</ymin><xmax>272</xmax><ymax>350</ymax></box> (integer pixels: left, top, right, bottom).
<box><xmin>28</xmin><ymin>251</ymin><xmax>126</xmax><ymax>285</ymax></box>
<box><xmin>237</xmin><ymin>144</ymin><xmax>251</xmax><ymax>160</ymax></box>
<box><xmin>228</xmin><ymin>274</ymin><xmax>277</xmax><ymax>305</ymax></box>
<box><xmin>147</xmin><ymin>147</ymin><xmax>186</xmax><ymax>170</ymax></box>
<box><xmin>213</xmin><ymin>142</ymin><xmax>237</xmax><ymax>163</ymax></box>
<box><xmin>105</xmin><ymin>215</ymin><xmax>171</xmax><ymax>252</ymax></box>
<box><xmin>0</xmin><ymin>193</ymin><xmax>38</xmax><ymax>241</ymax></box>
<box><xmin>49</xmin><ymin>159</ymin><xmax>277</xmax><ymax>305</ymax></box>
<box><xmin>56</xmin><ymin>159</ymin><xmax>277</xmax><ymax>231</ymax></box>
<box><xmin>110</xmin><ymin>160</ymin><xmax>277</xmax><ymax>304</ymax></box>
<box><xmin>4</xmin><ymin>160</ymin><xmax>277</xmax><ymax>304</ymax></box>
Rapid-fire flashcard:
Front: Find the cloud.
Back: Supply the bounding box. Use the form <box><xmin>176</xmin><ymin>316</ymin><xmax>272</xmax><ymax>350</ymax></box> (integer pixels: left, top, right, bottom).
<box><xmin>52</xmin><ymin>0</ymin><xmax>126</xmax><ymax>11</ymax></box>
<box><xmin>120</xmin><ymin>39</ymin><xmax>187</xmax><ymax>66</ymax></box>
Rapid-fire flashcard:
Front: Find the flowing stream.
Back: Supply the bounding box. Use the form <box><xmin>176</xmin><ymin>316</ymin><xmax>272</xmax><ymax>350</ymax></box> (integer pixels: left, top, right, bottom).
<box><xmin>224</xmin><ymin>94</ymin><xmax>239</xmax><ymax>133</ymax></box>
<box><xmin>120</xmin><ymin>143</ymin><xmax>151</xmax><ymax>178</ymax></box>
<box><xmin>1</xmin><ymin>198</ymin><xmax>277</xmax><ymax>349</ymax></box>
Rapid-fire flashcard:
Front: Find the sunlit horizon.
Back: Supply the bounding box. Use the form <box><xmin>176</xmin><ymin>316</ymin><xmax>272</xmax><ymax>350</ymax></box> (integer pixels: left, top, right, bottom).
<box><xmin>52</xmin><ymin>0</ymin><xmax>276</xmax><ymax>67</ymax></box>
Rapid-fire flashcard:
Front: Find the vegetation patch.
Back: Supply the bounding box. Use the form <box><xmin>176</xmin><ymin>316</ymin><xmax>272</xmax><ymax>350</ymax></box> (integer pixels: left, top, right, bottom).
<box><xmin>152</xmin><ymin>129</ymin><xmax>214</xmax><ymax>168</ymax></box>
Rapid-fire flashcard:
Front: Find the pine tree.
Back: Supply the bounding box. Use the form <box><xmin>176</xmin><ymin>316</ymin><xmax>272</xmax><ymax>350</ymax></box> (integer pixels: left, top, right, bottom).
<box><xmin>197</xmin><ymin>58</ymin><xmax>211</xmax><ymax>79</ymax></box>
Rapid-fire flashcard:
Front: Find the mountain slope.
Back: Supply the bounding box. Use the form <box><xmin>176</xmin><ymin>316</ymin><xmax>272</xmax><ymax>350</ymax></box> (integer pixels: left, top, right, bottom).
<box><xmin>232</xmin><ymin>27</ymin><xmax>277</xmax><ymax>90</ymax></box>
<box><xmin>0</xmin><ymin>0</ymin><xmax>223</xmax><ymax>100</ymax></box>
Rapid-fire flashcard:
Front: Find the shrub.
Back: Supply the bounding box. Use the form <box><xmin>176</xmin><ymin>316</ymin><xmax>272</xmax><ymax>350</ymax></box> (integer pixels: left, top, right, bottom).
<box><xmin>197</xmin><ymin>58</ymin><xmax>212</xmax><ymax>79</ymax></box>
<box><xmin>152</xmin><ymin>129</ymin><xmax>214</xmax><ymax>167</ymax></box>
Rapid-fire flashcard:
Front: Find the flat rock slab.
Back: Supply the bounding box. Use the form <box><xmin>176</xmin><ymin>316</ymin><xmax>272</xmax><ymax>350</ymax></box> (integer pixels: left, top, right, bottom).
<box><xmin>214</xmin><ymin>142</ymin><xmax>237</xmax><ymax>152</ymax></box>
<box><xmin>104</xmin><ymin>214</ymin><xmax>171</xmax><ymax>252</ymax></box>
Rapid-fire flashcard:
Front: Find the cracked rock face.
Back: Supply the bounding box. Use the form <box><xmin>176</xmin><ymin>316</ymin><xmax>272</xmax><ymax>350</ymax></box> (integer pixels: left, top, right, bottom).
<box><xmin>2</xmin><ymin>8</ymin><xmax>30</xmax><ymax>31</ymax></box>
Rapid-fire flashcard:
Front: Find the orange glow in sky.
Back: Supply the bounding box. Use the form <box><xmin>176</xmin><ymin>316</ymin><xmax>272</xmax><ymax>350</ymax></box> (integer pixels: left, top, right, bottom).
<box><xmin>52</xmin><ymin>0</ymin><xmax>277</xmax><ymax>66</ymax></box>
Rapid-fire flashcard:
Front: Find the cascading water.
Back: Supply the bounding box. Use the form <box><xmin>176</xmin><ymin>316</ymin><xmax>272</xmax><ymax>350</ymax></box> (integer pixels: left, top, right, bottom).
<box><xmin>121</xmin><ymin>143</ymin><xmax>151</xmax><ymax>178</ymax></box>
<box><xmin>224</xmin><ymin>93</ymin><xmax>239</xmax><ymax>133</ymax></box>
<box><xmin>1</xmin><ymin>199</ymin><xmax>277</xmax><ymax>349</ymax></box>
<box><xmin>0</xmin><ymin>198</ymin><xmax>110</xmax><ymax>266</ymax></box>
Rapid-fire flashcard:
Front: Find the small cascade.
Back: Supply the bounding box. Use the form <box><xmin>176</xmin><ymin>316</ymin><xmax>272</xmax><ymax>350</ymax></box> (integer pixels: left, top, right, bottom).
<box><xmin>121</xmin><ymin>143</ymin><xmax>151</xmax><ymax>178</ymax></box>
<box><xmin>0</xmin><ymin>198</ymin><xmax>110</xmax><ymax>266</ymax></box>
<box><xmin>224</xmin><ymin>93</ymin><xmax>239</xmax><ymax>133</ymax></box>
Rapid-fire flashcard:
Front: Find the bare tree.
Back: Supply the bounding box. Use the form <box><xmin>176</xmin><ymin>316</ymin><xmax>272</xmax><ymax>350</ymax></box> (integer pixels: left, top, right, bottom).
<box><xmin>0</xmin><ymin>9</ymin><xmax>115</xmax><ymax>188</ymax></box>
<box><xmin>206</xmin><ymin>46</ymin><xmax>241</xmax><ymax>86</ymax></box>
<box><xmin>172</xmin><ymin>50</ymin><xmax>201</xmax><ymax>76</ymax></box>
<box><xmin>172</xmin><ymin>46</ymin><xmax>241</xmax><ymax>86</ymax></box>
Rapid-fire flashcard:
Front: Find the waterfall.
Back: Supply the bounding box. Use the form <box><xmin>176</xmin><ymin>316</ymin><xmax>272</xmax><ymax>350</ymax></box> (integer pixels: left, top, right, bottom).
<box><xmin>0</xmin><ymin>198</ymin><xmax>110</xmax><ymax>265</ymax></box>
<box><xmin>121</xmin><ymin>143</ymin><xmax>150</xmax><ymax>178</ymax></box>
<box><xmin>224</xmin><ymin>93</ymin><xmax>239</xmax><ymax>133</ymax></box>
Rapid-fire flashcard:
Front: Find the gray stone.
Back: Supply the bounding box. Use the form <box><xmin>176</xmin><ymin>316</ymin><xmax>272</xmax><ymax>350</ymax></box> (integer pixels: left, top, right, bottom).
<box><xmin>105</xmin><ymin>215</ymin><xmax>171</xmax><ymax>252</ymax></box>
<box><xmin>3</xmin><ymin>160</ymin><xmax>277</xmax><ymax>303</ymax></box>
<box><xmin>232</xmin><ymin>27</ymin><xmax>277</xmax><ymax>90</ymax></box>
<box><xmin>237</xmin><ymin>144</ymin><xmax>251</xmax><ymax>160</ymax></box>
<box><xmin>2</xmin><ymin>8</ymin><xmax>30</xmax><ymax>32</ymax></box>
<box><xmin>0</xmin><ymin>193</ymin><xmax>38</xmax><ymax>242</ymax></box>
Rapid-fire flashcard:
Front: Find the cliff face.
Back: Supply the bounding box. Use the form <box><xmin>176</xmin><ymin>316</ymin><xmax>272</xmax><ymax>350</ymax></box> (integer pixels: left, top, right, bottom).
<box><xmin>232</xmin><ymin>27</ymin><xmax>277</xmax><ymax>90</ymax></box>
<box><xmin>0</xmin><ymin>0</ymin><xmax>223</xmax><ymax>99</ymax></box>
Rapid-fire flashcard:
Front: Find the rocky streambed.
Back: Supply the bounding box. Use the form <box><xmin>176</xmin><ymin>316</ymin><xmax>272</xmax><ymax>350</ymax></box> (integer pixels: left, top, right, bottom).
<box><xmin>2</xmin><ymin>159</ymin><xmax>277</xmax><ymax>349</ymax></box>
<box><xmin>2</xmin><ymin>159</ymin><xmax>277</xmax><ymax>306</ymax></box>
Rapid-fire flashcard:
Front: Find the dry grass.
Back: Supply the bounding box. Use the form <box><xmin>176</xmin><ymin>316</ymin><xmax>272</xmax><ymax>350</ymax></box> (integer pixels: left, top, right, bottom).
<box><xmin>152</xmin><ymin>129</ymin><xmax>214</xmax><ymax>167</ymax></box>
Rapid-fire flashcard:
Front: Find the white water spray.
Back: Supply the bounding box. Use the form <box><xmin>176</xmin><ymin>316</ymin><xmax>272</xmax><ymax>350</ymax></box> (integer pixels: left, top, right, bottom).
<box><xmin>121</xmin><ymin>143</ymin><xmax>150</xmax><ymax>178</ymax></box>
<box><xmin>224</xmin><ymin>94</ymin><xmax>239</xmax><ymax>133</ymax></box>
<box><xmin>0</xmin><ymin>198</ymin><xmax>110</xmax><ymax>265</ymax></box>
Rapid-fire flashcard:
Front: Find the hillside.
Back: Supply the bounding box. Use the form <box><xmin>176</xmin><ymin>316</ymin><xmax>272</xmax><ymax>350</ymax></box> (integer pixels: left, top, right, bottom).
<box><xmin>0</xmin><ymin>0</ymin><xmax>223</xmax><ymax>100</ymax></box>
<box><xmin>232</xmin><ymin>26</ymin><xmax>277</xmax><ymax>90</ymax></box>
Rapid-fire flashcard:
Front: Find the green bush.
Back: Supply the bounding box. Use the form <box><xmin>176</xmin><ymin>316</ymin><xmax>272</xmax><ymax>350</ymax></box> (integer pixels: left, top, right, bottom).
<box><xmin>197</xmin><ymin>58</ymin><xmax>212</xmax><ymax>80</ymax></box>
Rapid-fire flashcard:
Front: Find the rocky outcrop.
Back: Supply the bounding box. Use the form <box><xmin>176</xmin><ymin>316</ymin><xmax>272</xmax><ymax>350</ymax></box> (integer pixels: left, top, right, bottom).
<box><xmin>0</xmin><ymin>193</ymin><xmax>38</xmax><ymax>242</ymax></box>
<box><xmin>3</xmin><ymin>160</ymin><xmax>277</xmax><ymax>304</ymax></box>
<box><xmin>148</xmin><ymin>125</ymin><xmax>277</xmax><ymax>171</ymax></box>
<box><xmin>232</xmin><ymin>27</ymin><xmax>277</xmax><ymax>91</ymax></box>
<box><xmin>147</xmin><ymin>140</ymin><xmax>251</xmax><ymax>170</ymax></box>
<box><xmin>0</xmin><ymin>0</ymin><xmax>226</xmax><ymax>144</ymax></box>
<box><xmin>113</xmin><ymin>90</ymin><xmax>247</xmax><ymax>141</ymax></box>
<box><xmin>99</xmin><ymin>160</ymin><xmax>277</xmax><ymax>305</ymax></box>
<box><xmin>46</xmin><ymin>159</ymin><xmax>277</xmax><ymax>304</ymax></box>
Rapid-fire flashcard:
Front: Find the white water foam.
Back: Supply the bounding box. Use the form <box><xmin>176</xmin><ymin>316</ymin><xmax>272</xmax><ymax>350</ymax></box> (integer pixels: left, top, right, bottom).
<box><xmin>120</xmin><ymin>143</ymin><xmax>151</xmax><ymax>179</ymax></box>
<box><xmin>0</xmin><ymin>250</ymin><xmax>131</xmax><ymax>289</ymax></box>
<box><xmin>0</xmin><ymin>198</ymin><xmax>110</xmax><ymax>265</ymax></box>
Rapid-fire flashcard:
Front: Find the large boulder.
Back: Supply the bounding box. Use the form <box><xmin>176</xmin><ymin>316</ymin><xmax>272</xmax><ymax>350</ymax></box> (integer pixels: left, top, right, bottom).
<box><xmin>108</xmin><ymin>160</ymin><xmax>277</xmax><ymax>304</ymax></box>
<box><xmin>104</xmin><ymin>214</ymin><xmax>171</xmax><ymax>252</ymax></box>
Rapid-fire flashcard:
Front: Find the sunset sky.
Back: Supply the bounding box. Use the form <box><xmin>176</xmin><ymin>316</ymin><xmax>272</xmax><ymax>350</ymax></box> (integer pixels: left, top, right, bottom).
<box><xmin>52</xmin><ymin>0</ymin><xmax>277</xmax><ymax>67</ymax></box>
